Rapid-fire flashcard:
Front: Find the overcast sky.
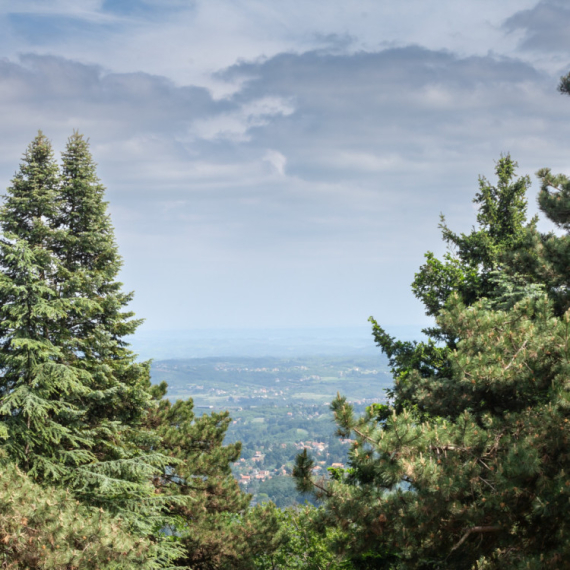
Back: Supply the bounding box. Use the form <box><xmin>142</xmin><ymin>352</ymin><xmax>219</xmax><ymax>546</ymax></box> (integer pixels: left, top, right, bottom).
<box><xmin>1</xmin><ymin>0</ymin><xmax>569</xmax><ymax>333</ymax></box>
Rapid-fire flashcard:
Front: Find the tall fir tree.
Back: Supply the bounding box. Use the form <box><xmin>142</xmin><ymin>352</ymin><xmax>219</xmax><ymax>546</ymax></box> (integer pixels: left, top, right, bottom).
<box><xmin>0</xmin><ymin>132</ymin><xmax>280</xmax><ymax>568</ymax></box>
<box><xmin>53</xmin><ymin>133</ymin><xmax>169</xmax><ymax>524</ymax></box>
<box><xmin>0</xmin><ymin>132</ymin><xmax>94</xmax><ymax>481</ymax></box>
<box><xmin>56</xmin><ymin>133</ymin><xmax>281</xmax><ymax>568</ymax></box>
<box><xmin>0</xmin><ymin>133</ymin><xmax>179</xmax><ymax>565</ymax></box>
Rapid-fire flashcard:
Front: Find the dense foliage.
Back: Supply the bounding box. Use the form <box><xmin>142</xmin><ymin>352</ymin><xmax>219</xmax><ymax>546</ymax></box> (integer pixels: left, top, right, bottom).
<box><xmin>0</xmin><ymin>458</ymin><xmax>158</xmax><ymax>570</ymax></box>
<box><xmin>295</xmin><ymin>148</ymin><xmax>570</xmax><ymax>567</ymax></box>
<box><xmin>254</xmin><ymin>507</ymin><xmax>353</xmax><ymax>570</ymax></box>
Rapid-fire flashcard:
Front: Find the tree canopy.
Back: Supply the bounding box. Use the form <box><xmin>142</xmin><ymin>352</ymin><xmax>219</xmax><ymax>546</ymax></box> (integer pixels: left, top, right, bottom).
<box><xmin>295</xmin><ymin>145</ymin><xmax>570</xmax><ymax>568</ymax></box>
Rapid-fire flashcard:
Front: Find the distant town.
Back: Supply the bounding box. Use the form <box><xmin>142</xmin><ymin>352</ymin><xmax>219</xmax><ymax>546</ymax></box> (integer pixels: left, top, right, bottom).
<box><xmin>150</xmin><ymin>355</ymin><xmax>391</xmax><ymax>505</ymax></box>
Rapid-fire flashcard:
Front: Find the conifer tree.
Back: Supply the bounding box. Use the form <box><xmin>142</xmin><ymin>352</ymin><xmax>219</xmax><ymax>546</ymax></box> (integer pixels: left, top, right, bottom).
<box><xmin>0</xmin><ymin>457</ymin><xmax>160</xmax><ymax>570</ymax></box>
<box><xmin>295</xmin><ymin>152</ymin><xmax>570</xmax><ymax>568</ymax></box>
<box><xmin>0</xmin><ymin>133</ymin><xmax>94</xmax><ymax>482</ymax></box>
<box><xmin>372</xmin><ymin>155</ymin><xmax>533</xmax><ymax>415</ymax></box>
<box><xmin>0</xmin><ymin>132</ymin><xmax>280</xmax><ymax>568</ymax></box>
<box><xmin>0</xmin><ymin>133</ymin><xmax>178</xmax><ymax>565</ymax></box>
<box><xmin>147</xmin><ymin>382</ymin><xmax>281</xmax><ymax>569</ymax></box>
<box><xmin>52</xmin><ymin>133</ymin><xmax>169</xmax><ymax>525</ymax></box>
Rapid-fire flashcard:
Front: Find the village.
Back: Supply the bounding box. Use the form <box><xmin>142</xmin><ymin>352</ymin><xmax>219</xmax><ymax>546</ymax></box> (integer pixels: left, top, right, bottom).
<box><xmin>234</xmin><ymin>439</ymin><xmax>351</xmax><ymax>490</ymax></box>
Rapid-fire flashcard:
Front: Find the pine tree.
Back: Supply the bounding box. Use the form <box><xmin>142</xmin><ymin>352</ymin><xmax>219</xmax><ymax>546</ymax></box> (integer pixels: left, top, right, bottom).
<box><xmin>147</xmin><ymin>382</ymin><xmax>281</xmax><ymax>569</ymax></box>
<box><xmin>0</xmin><ymin>455</ymin><xmax>160</xmax><ymax>570</ymax></box>
<box><xmin>371</xmin><ymin>155</ymin><xmax>533</xmax><ymax>415</ymax></box>
<box><xmin>294</xmin><ymin>153</ymin><xmax>570</xmax><ymax>568</ymax></box>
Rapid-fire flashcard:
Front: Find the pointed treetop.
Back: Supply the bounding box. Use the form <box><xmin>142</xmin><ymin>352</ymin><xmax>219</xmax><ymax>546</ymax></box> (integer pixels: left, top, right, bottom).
<box><xmin>1</xmin><ymin>131</ymin><xmax>60</xmax><ymax>245</ymax></box>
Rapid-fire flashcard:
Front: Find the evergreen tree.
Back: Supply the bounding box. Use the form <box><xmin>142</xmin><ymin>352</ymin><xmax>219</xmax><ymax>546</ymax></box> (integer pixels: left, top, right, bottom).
<box><xmin>0</xmin><ymin>456</ymin><xmax>160</xmax><ymax>570</ymax></box>
<box><xmin>372</xmin><ymin>155</ymin><xmax>533</xmax><ymax>415</ymax></box>
<box><xmin>0</xmin><ymin>131</ymin><xmax>280</xmax><ymax>568</ymax></box>
<box><xmin>148</xmin><ymin>382</ymin><xmax>281</xmax><ymax>569</ymax></box>
<box><xmin>0</xmin><ymin>133</ymin><xmax>94</xmax><ymax>482</ymax></box>
<box><xmin>0</xmin><ymin>133</ymin><xmax>179</xmax><ymax>564</ymax></box>
<box><xmin>253</xmin><ymin>506</ymin><xmax>355</xmax><ymax>570</ymax></box>
<box><xmin>53</xmin><ymin>133</ymin><xmax>169</xmax><ymax>526</ymax></box>
<box><xmin>294</xmin><ymin>153</ymin><xmax>570</xmax><ymax>568</ymax></box>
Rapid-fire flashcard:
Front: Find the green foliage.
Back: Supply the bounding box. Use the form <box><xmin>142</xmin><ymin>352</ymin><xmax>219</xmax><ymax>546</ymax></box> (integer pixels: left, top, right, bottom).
<box><xmin>0</xmin><ymin>135</ymin><xmax>96</xmax><ymax>482</ymax></box>
<box><xmin>0</xmin><ymin>459</ymin><xmax>162</xmax><ymax>570</ymax></box>
<box><xmin>295</xmin><ymin>154</ymin><xmax>570</xmax><ymax>568</ymax></box>
<box><xmin>254</xmin><ymin>507</ymin><xmax>354</xmax><ymax>570</ymax></box>
<box><xmin>508</xmin><ymin>165</ymin><xmax>570</xmax><ymax>317</ymax></box>
<box><xmin>413</xmin><ymin>155</ymin><xmax>532</xmax><ymax>318</ymax></box>
<box><xmin>371</xmin><ymin>156</ymin><xmax>533</xmax><ymax>412</ymax></box>
<box><xmin>146</xmin><ymin>382</ymin><xmax>280</xmax><ymax>569</ymax></box>
<box><xmin>0</xmin><ymin>133</ymin><xmax>171</xmax><ymax>538</ymax></box>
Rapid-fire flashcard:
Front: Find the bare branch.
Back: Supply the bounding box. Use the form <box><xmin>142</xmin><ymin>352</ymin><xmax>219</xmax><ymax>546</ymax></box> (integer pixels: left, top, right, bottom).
<box><xmin>503</xmin><ymin>340</ymin><xmax>528</xmax><ymax>372</ymax></box>
<box><xmin>451</xmin><ymin>526</ymin><xmax>502</xmax><ymax>552</ymax></box>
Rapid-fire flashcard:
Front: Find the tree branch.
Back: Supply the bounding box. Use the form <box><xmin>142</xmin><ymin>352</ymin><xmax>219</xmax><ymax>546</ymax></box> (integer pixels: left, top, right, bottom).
<box><xmin>451</xmin><ymin>526</ymin><xmax>502</xmax><ymax>552</ymax></box>
<box><xmin>503</xmin><ymin>340</ymin><xmax>528</xmax><ymax>372</ymax></box>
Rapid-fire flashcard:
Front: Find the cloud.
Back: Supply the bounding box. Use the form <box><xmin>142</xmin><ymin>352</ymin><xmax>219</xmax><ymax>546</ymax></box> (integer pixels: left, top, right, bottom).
<box><xmin>263</xmin><ymin>150</ymin><xmax>287</xmax><ymax>176</ymax></box>
<box><xmin>504</xmin><ymin>0</ymin><xmax>570</xmax><ymax>54</ymax></box>
<box><xmin>0</xmin><ymin>1</ymin><xmax>540</xmax><ymax>91</ymax></box>
<box><xmin>0</xmin><ymin>47</ymin><xmax>564</xmax><ymax>242</ymax></box>
<box><xmin>192</xmin><ymin>97</ymin><xmax>295</xmax><ymax>142</ymax></box>
<box><xmin>0</xmin><ymin>47</ymin><xmax>563</xmax><ymax>190</ymax></box>
<box><xmin>0</xmin><ymin>45</ymin><xmax>568</xmax><ymax>329</ymax></box>
<box><xmin>218</xmin><ymin>47</ymin><xmax>557</xmax><ymax>185</ymax></box>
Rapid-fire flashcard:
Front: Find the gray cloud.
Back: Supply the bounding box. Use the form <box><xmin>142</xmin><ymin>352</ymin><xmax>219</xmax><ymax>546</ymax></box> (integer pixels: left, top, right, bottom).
<box><xmin>0</xmin><ymin>54</ymin><xmax>215</xmax><ymax>128</ymax></box>
<box><xmin>0</xmin><ymin>46</ymin><xmax>567</xmax><ymax>329</ymax></box>
<box><xmin>504</xmin><ymin>0</ymin><xmax>570</xmax><ymax>54</ymax></box>
<box><xmin>222</xmin><ymin>47</ymin><xmax>549</xmax><ymax>181</ymax></box>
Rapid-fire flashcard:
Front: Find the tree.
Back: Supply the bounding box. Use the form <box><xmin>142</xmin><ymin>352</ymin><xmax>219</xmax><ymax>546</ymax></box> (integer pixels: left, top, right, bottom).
<box><xmin>294</xmin><ymin>154</ymin><xmax>570</xmax><ymax>568</ymax></box>
<box><xmin>372</xmin><ymin>155</ymin><xmax>533</xmax><ymax>415</ymax></box>
<box><xmin>0</xmin><ymin>456</ymin><xmax>161</xmax><ymax>570</ymax></box>
<box><xmin>253</xmin><ymin>506</ymin><xmax>355</xmax><ymax>570</ymax></box>
<box><xmin>0</xmin><ymin>132</ymin><xmax>179</xmax><ymax>565</ymax></box>
<box><xmin>147</xmin><ymin>383</ymin><xmax>281</xmax><ymax>569</ymax></box>
<box><xmin>52</xmin><ymin>133</ymin><xmax>170</xmax><ymax>528</ymax></box>
<box><xmin>0</xmin><ymin>133</ymin><xmax>96</xmax><ymax>483</ymax></box>
<box><xmin>0</xmin><ymin>131</ymin><xmax>280</xmax><ymax>568</ymax></box>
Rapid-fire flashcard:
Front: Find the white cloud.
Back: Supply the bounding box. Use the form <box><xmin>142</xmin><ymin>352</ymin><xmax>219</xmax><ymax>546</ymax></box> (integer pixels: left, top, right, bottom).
<box><xmin>263</xmin><ymin>150</ymin><xmax>287</xmax><ymax>175</ymax></box>
<box><xmin>191</xmin><ymin>96</ymin><xmax>294</xmax><ymax>141</ymax></box>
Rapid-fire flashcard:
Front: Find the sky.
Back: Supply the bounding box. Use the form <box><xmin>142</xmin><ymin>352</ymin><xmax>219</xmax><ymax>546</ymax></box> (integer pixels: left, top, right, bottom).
<box><xmin>1</xmin><ymin>0</ymin><xmax>570</xmax><ymax>336</ymax></box>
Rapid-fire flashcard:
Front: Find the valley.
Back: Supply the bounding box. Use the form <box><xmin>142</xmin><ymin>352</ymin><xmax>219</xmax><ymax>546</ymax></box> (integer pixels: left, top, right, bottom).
<box><xmin>150</xmin><ymin>355</ymin><xmax>393</xmax><ymax>505</ymax></box>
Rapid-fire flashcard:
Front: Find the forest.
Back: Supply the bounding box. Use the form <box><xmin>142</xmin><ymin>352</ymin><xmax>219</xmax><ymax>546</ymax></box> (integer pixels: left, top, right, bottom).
<box><xmin>2</xmin><ymin>77</ymin><xmax>570</xmax><ymax>569</ymax></box>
